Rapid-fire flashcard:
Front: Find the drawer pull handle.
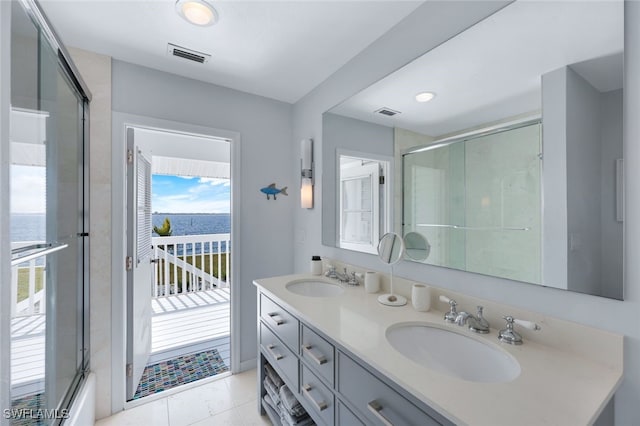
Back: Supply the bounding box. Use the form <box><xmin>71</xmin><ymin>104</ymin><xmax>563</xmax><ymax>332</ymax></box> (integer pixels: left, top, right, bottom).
<box><xmin>266</xmin><ymin>344</ymin><xmax>283</xmax><ymax>361</ymax></box>
<box><xmin>367</xmin><ymin>401</ymin><xmax>394</xmax><ymax>426</ymax></box>
<box><xmin>302</xmin><ymin>384</ymin><xmax>328</xmax><ymax>412</ymax></box>
<box><xmin>302</xmin><ymin>344</ymin><xmax>327</xmax><ymax>365</ymax></box>
<box><xmin>267</xmin><ymin>312</ymin><xmax>284</xmax><ymax>326</ymax></box>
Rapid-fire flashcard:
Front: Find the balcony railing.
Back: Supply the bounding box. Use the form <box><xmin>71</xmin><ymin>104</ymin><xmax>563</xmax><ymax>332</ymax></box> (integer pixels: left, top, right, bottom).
<box><xmin>10</xmin><ymin>241</ymin><xmax>46</xmax><ymax>317</ymax></box>
<box><xmin>10</xmin><ymin>234</ymin><xmax>231</xmax><ymax>316</ymax></box>
<box><xmin>152</xmin><ymin>233</ymin><xmax>231</xmax><ymax>297</ymax></box>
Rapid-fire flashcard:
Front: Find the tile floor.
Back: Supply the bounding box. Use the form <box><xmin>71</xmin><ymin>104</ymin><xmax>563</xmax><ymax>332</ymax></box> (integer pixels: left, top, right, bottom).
<box><xmin>96</xmin><ymin>369</ymin><xmax>270</xmax><ymax>426</ymax></box>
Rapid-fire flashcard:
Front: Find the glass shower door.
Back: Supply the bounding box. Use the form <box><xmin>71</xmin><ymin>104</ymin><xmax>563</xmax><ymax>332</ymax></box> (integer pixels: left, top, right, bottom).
<box><xmin>9</xmin><ymin>0</ymin><xmax>89</xmax><ymax>423</ymax></box>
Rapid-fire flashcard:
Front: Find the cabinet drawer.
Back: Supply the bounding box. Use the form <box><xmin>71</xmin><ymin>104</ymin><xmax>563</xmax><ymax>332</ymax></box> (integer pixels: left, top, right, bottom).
<box><xmin>301</xmin><ymin>365</ymin><xmax>334</xmax><ymax>426</ymax></box>
<box><xmin>301</xmin><ymin>324</ymin><xmax>335</xmax><ymax>386</ymax></box>
<box><xmin>337</xmin><ymin>401</ymin><xmax>364</xmax><ymax>426</ymax></box>
<box><xmin>260</xmin><ymin>322</ymin><xmax>298</xmax><ymax>389</ymax></box>
<box><xmin>260</xmin><ymin>294</ymin><xmax>299</xmax><ymax>352</ymax></box>
<box><xmin>337</xmin><ymin>352</ymin><xmax>441</xmax><ymax>426</ymax></box>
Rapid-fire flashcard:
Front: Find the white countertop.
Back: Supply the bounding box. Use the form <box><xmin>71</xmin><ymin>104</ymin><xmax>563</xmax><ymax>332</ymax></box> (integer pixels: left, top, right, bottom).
<box><xmin>254</xmin><ymin>273</ymin><xmax>624</xmax><ymax>426</ymax></box>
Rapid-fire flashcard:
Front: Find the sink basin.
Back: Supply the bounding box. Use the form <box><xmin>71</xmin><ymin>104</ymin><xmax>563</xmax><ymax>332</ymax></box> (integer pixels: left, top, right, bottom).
<box><xmin>386</xmin><ymin>323</ymin><xmax>520</xmax><ymax>383</ymax></box>
<box><xmin>286</xmin><ymin>279</ymin><xmax>345</xmax><ymax>298</ymax></box>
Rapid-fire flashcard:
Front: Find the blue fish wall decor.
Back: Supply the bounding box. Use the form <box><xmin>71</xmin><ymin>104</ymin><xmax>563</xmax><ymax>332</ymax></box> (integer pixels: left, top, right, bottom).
<box><xmin>260</xmin><ymin>183</ymin><xmax>288</xmax><ymax>200</ymax></box>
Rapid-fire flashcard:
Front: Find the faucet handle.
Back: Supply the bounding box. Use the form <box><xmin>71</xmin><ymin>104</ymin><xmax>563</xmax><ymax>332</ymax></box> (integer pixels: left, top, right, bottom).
<box><xmin>439</xmin><ymin>295</ymin><xmax>456</xmax><ymax>306</ymax></box>
<box><xmin>499</xmin><ymin>316</ymin><xmax>540</xmax><ymax>345</ymax></box>
<box><xmin>440</xmin><ymin>295</ymin><xmax>458</xmax><ymax>323</ymax></box>
<box><xmin>513</xmin><ymin>318</ymin><xmax>541</xmax><ymax>331</ymax></box>
<box><xmin>347</xmin><ymin>272</ymin><xmax>359</xmax><ymax>286</ymax></box>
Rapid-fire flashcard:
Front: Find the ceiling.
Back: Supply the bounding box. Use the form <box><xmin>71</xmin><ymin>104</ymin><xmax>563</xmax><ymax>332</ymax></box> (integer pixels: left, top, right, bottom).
<box><xmin>39</xmin><ymin>0</ymin><xmax>423</xmax><ymax>103</ymax></box>
<box><xmin>330</xmin><ymin>0</ymin><xmax>624</xmax><ymax>137</ymax></box>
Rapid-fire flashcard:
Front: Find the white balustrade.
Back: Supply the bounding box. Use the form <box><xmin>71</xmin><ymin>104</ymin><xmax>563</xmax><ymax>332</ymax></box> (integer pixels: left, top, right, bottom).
<box><xmin>152</xmin><ymin>233</ymin><xmax>231</xmax><ymax>297</ymax></box>
<box><xmin>10</xmin><ymin>241</ymin><xmax>46</xmax><ymax>317</ymax></box>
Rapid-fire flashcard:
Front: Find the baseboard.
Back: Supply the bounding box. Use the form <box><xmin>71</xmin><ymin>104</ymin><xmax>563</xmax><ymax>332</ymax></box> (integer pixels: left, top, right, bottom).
<box><xmin>239</xmin><ymin>358</ymin><xmax>257</xmax><ymax>372</ymax></box>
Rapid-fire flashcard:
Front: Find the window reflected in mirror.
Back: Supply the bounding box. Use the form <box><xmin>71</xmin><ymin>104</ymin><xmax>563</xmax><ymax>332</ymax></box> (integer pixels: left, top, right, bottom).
<box><xmin>338</xmin><ymin>154</ymin><xmax>390</xmax><ymax>254</ymax></box>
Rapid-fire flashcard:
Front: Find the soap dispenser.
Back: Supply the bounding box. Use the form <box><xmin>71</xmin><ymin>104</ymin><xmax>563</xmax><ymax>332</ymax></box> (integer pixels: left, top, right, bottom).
<box><xmin>310</xmin><ymin>255</ymin><xmax>322</xmax><ymax>275</ymax></box>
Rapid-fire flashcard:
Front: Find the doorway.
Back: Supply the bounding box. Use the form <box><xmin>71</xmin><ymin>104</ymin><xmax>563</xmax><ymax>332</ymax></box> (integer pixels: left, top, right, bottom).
<box><xmin>122</xmin><ymin>123</ymin><xmax>237</xmax><ymax>402</ymax></box>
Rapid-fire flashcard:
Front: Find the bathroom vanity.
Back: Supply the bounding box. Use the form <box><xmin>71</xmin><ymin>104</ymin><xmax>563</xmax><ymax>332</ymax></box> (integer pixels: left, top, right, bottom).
<box><xmin>254</xmin><ymin>273</ymin><xmax>623</xmax><ymax>425</ymax></box>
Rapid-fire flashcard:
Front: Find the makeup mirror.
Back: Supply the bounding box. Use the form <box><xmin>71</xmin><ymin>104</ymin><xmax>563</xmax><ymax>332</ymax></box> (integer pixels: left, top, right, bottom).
<box><xmin>404</xmin><ymin>232</ymin><xmax>430</xmax><ymax>262</ymax></box>
<box><xmin>377</xmin><ymin>232</ymin><xmax>406</xmax><ymax>306</ymax></box>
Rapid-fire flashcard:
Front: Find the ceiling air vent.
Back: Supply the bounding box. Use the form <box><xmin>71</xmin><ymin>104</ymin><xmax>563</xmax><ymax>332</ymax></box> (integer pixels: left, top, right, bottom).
<box><xmin>167</xmin><ymin>43</ymin><xmax>211</xmax><ymax>64</ymax></box>
<box><xmin>375</xmin><ymin>107</ymin><xmax>401</xmax><ymax>117</ymax></box>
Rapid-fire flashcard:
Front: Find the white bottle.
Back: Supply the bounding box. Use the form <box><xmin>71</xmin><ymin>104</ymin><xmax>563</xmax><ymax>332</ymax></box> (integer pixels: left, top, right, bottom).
<box><xmin>310</xmin><ymin>256</ymin><xmax>322</xmax><ymax>275</ymax></box>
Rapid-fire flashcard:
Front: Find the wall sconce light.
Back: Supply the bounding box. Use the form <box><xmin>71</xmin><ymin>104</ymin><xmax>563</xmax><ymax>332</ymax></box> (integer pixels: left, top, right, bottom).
<box><xmin>301</xmin><ymin>138</ymin><xmax>314</xmax><ymax>209</ymax></box>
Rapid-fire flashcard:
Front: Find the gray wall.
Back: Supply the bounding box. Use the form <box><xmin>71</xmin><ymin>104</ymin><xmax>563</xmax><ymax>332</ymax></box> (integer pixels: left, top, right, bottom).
<box><xmin>112</xmin><ymin>60</ymin><xmax>294</xmax><ymax>365</ymax></box>
<box><xmin>321</xmin><ymin>112</ymin><xmax>394</xmax><ymax>248</ymax></box>
<box><xmin>566</xmin><ymin>66</ymin><xmax>604</xmax><ymax>295</ymax></box>
<box><xmin>292</xmin><ymin>1</ymin><xmax>640</xmax><ymax>424</ymax></box>
<box><xmin>541</xmin><ymin>67</ymin><xmax>569</xmax><ymax>289</ymax></box>
<box><xmin>542</xmin><ymin>66</ymin><xmax>624</xmax><ymax>297</ymax></box>
<box><xmin>600</xmin><ymin>89</ymin><xmax>624</xmax><ymax>299</ymax></box>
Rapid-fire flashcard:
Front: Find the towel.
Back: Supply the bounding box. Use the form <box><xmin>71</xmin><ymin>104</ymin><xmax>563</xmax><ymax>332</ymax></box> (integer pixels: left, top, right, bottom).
<box><xmin>279</xmin><ymin>403</ymin><xmax>314</xmax><ymax>426</ymax></box>
<box><xmin>279</xmin><ymin>384</ymin><xmax>307</xmax><ymax>417</ymax></box>
<box><xmin>264</xmin><ymin>363</ymin><xmax>284</xmax><ymax>388</ymax></box>
<box><xmin>264</xmin><ymin>376</ymin><xmax>281</xmax><ymax>405</ymax></box>
<box><xmin>263</xmin><ymin>394</ymin><xmax>278</xmax><ymax>414</ymax></box>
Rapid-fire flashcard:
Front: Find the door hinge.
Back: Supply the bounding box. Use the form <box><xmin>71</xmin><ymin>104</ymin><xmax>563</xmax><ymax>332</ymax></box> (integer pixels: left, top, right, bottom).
<box><xmin>379</xmin><ymin>175</ymin><xmax>385</xmax><ymax>185</ymax></box>
<box><xmin>127</xmin><ymin>149</ymin><xmax>133</xmax><ymax>164</ymax></box>
<box><xmin>126</xmin><ymin>363</ymin><xmax>133</xmax><ymax>377</ymax></box>
<box><xmin>126</xmin><ymin>256</ymin><xmax>133</xmax><ymax>271</ymax></box>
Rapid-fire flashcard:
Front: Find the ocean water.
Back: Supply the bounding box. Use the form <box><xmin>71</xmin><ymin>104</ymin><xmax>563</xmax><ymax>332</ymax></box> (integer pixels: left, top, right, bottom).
<box><xmin>152</xmin><ymin>214</ymin><xmax>231</xmax><ymax>236</ymax></box>
<box><xmin>10</xmin><ymin>214</ymin><xmax>46</xmax><ymax>242</ymax></box>
<box><xmin>10</xmin><ymin>213</ymin><xmax>231</xmax><ymax>242</ymax></box>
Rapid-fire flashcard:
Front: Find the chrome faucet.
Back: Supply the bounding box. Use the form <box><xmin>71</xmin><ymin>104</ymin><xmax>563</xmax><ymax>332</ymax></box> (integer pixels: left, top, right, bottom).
<box><xmin>324</xmin><ymin>265</ymin><xmax>338</xmax><ymax>279</ymax></box>
<box><xmin>333</xmin><ymin>267</ymin><xmax>350</xmax><ymax>283</ymax></box>
<box><xmin>440</xmin><ymin>295</ymin><xmax>458</xmax><ymax>323</ymax></box>
<box><xmin>498</xmin><ymin>316</ymin><xmax>541</xmax><ymax>345</ymax></box>
<box><xmin>347</xmin><ymin>272</ymin><xmax>359</xmax><ymax>286</ymax></box>
<box><xmin>454</xmin><ymin>306</ymin><xmax>490</xmax><ymax>334</ymax></box>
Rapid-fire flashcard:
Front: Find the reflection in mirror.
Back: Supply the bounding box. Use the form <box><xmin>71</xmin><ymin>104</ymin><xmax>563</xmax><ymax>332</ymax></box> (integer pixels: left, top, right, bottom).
<box><xmin>338</xmin><ymin>154</ymin><xmax>389</xmax><ymax>254</ymax></box>
<box><xmin>377</xmin><ymin>232</ymin><xmax>404</xmax><ymax>265</ymax></box>
<box><xmin>322</xmin><ymin>113</ymin><xmax>393</xmax><ymax>254</ymax></box>
<box><xmin>404</xmin><ymin>231</ymin><xmax>430</xmax><ymax>262</ymax></box>
<box><xmin>404</xmin><ymin>120</ymin><xmax>542</xmax><ymax>284</ymax></box>
<box><xmin>321</xmin><ymin>1</ymin><xmax>623</xmax><ymax>299</ymax></box>
<box><xmin>377</xmin><ymin>232</ymin><xmax>407</xmax><ymax>307</ymax></box>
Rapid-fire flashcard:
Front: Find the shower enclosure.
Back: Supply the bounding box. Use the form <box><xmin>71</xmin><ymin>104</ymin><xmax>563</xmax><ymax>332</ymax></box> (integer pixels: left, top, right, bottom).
<box><xmin>403</xmin><ymin>121</ymin><xmax>542</xmax><ymax>284</ymax></box>
<box><xmin>2</xmin><ymin>0</ymin><xmax>90</xmax><ymax>423</ymax></box>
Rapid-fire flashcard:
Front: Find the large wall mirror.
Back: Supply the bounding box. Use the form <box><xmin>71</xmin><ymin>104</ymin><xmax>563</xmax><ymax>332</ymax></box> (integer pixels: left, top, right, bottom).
<box><xmin>321</xmin><ymin>1</ymin><xmax>624</xmax><ymax>300</ymax></box>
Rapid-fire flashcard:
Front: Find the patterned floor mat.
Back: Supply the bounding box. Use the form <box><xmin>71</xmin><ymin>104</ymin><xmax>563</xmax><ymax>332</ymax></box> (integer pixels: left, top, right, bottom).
<box><xmin>133</xmin><ymin>348</ymin><xmax>229</xmax><ymax>399</ymax></box>
<box><xmin>9</xmin><ymin>392</ymin><xmax>45</xmax><ymax>426</ymax></box>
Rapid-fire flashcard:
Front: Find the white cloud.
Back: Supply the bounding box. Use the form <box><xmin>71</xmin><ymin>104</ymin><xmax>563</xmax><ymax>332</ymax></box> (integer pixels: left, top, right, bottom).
<box><xmin>199</xmin><ymin>177</ymin><xmax>231</xmax><ymax>187</ymax></box>
<box><xmin>11</xmin><ymin>165</ymin><xmax>46</xmax><ymax>213</ymax></box>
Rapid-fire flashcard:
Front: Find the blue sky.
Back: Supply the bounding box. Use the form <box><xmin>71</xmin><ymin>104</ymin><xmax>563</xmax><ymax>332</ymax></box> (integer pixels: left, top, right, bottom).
<box><xmin>152</xmin><ymin>175</ymin><xmax>230</xmax><ymax>214</ymax></box>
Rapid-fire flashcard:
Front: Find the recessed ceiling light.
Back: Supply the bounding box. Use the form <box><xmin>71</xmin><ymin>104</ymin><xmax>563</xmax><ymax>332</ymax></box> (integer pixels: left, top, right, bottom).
<box><xmin>176</xmin><ymin>0</ymin><xmax>218</xmax><ymax>27</ymax></box>
<box><xmin>415</xmin><ymin>92</ymin><xmax>436</xmax><ymax>103</ymax></box>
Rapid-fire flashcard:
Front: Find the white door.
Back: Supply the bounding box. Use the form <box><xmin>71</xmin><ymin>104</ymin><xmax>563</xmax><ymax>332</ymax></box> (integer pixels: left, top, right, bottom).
<box><xmin>126</xmin><ymin>127</ymin><xmax>154</xmax><ymax>400</ymax></box>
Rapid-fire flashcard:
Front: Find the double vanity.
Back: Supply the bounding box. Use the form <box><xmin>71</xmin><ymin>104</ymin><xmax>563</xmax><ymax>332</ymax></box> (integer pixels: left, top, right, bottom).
<box><xmin>255</xmin><ymin>271</ymin><xmax>623</xmax><ymax>425</ymax></box>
